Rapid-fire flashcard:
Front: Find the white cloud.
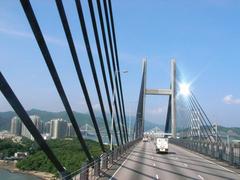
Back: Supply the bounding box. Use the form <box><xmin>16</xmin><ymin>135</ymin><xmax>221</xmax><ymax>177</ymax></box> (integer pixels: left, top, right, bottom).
<box><xmin>0</xmin><ymin>27</ymin><xmax>31</xmax><ymax>38</ymax></box>
<box><xmin>0</xmin><ymin>26</ymin><xmax>66</xmax><ymax>46</ymax></box>
<box><xmin>223</xmin><ymin>95</ymin><xmax>240</xmax><ymax>105</ymax></box>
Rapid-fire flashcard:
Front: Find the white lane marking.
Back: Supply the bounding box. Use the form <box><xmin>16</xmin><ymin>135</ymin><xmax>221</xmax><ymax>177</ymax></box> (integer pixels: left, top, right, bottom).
<box><xmin>198</xmin><ymin>175</ymin><xmax>204</xmax><ymax>180</ymax></box>
<box><xmin>183</xmin><ymin>163</ymin><xmax>188</xmax><ymax>167</ymax></box>
<box><xmin>109</xmin><ymin>147</ymin><xmax>135</xmax><ymax>180</ymax></box>
<box><xmin>178</xmin><ymin>145</ymin><xmax>240</xmax><ymax>176</ymax></box>
<box><xmin>155</xmin><ymin>174</ymin><xmax>159</xmax><ymax>179</ymax></box>
<box><xmin>153</xmin><ymin>163</ymin><xmax>156</xmax><ymax>166</ymax></box>
<box><xmin>202</xmin><ymin>157</ymin><xmax>239</xmax><ymax>175</ymax></box>
<box><xmin>198</xmin><ymin>155</ymin><xmax>237</xmax><ymax>174</ymax></box>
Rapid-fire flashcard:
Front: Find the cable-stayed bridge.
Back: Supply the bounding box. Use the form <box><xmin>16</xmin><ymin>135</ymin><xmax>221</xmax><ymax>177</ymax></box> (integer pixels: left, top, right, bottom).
<box><xmin>1</xmin><ymin>1</ymin><xmax>240</xmax><ymax>180</ymax></box>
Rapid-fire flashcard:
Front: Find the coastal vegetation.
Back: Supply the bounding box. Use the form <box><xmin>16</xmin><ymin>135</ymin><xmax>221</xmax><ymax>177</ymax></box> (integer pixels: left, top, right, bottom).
<box><xmin>1</xmin><ymin>138</ymin><xmax>107</xmax><ymax>176</ymax></box>
<box><xmin>16</xmin><ymin>138</ymin><xmax>107</xmax><ymax>175</ymax></box>
<box><xmin>0</xmin><ymin>138</ymin><xmax>33</xmax><ymax>157</ymax></box>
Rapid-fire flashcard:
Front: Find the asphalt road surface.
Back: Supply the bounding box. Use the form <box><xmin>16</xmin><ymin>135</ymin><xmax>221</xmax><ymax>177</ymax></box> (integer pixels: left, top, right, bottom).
<box><xmin>103</xmin><ymin>141</ymin><xmax>240</xmax><ymax>180</ymax></box>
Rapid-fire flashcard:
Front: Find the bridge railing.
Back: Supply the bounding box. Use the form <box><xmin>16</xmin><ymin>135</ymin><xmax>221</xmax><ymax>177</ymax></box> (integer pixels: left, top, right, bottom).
<box><xmin>62</xmin><ymin>138</ymin><xmax>140</xmax><ymax>180</ymax></box>
<box><xmin>170</xmin><ymin>139</ymin><xmax>240</xmax><ymax>168</ymax></box>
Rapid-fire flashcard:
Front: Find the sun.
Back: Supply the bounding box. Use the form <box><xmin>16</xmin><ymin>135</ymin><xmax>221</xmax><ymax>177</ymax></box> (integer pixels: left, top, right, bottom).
<box><xmin>179</xmin><ymin>83</ymin><xmax>190</xmax><ymax>96</ymax></box>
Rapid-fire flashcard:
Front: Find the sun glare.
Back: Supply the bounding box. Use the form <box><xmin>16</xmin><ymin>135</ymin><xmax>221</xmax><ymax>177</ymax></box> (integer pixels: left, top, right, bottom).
<box><xmin>179</xmin><ymin>83</ymin><xmax>190</xmax><ymax>96</ymax></box>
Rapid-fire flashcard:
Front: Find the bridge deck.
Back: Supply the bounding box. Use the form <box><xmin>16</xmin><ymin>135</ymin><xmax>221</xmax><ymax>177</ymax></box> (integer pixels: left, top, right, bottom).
<box><xmin>100</xmin><ymin>141</ymin><xmax>240</xmax><ymax>180</ymax></box>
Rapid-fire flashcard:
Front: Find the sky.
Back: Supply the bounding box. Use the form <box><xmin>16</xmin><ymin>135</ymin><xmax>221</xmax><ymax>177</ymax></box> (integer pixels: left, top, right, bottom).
<box><xmin>0</xmin><ymin>0</ymin><xmax>240</xmax><ymax>127</ymax></box>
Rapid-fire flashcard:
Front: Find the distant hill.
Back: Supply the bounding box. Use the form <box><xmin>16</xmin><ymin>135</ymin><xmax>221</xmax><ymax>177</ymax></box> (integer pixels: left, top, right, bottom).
<box><xmin>1</xmin><ymin>109</ymin><xmax>240</xmax><ymax>140</ymax></box>
<box><xmin>0</xmin><ymin>109</ymin><xmax>98</xmax><ymax>131</ymax></box>
<box><xmin>144</xmin><ymin>120</ymin><xmax>164</xmax><ymax>131</ymax></box>
<box><xmin>217</xmin><ymin>126</ymin><xmax>240</xmax><ymax>140</ymax></box>
<box><xmin>0</xmin><ymin>111</ymin><xmax>16</xmax><ymax>131</ymax></box>
<box><xmin>0</xmin><ymin>109</ymin><xmax>161</xmax><ymax>132</ymax></box>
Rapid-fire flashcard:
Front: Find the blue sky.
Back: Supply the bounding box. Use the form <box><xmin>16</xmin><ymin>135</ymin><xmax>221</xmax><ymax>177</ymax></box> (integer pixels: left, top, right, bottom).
<box><xmin>0</xmin><ymin>0</ymin><xmax>240</xmax><ymax>127</ymax></box>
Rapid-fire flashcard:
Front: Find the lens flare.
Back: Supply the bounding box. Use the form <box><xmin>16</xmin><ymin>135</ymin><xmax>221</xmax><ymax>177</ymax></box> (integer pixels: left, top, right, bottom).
<box><xmin>179</xmin><ymin>83</ymin><xmax>190</xmax><ymax>96</ymax></box>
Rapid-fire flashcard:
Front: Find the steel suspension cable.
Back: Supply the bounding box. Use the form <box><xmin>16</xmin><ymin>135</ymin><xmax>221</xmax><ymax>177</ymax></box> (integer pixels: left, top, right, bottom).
<box><xmin>103</xmin><ymin>0</ymin><xmax>127</xmax><ymax>143</ymax></box>
<box><xmin>179</xmin><ymin>96</ymin><xmax>198</xmax><ymax>138</ymax></box>
<box><xmin>186</xmin><ymin>98</ymin><xmax>208</xmax><ymax>140</ymax></box>
<box><xmin>20</xmin><ymin>0</ymin><xmax>93</xmax><ymax>160</ymax></box>
<box><xmin>188</xmin><ymin>96</ymin><xmax>210</xmax><ymax>141</ymax></box>
<box><xmin>107</xmin><ymin>0</ymin><xmax>128</xmax><ymax>142</ymax></box>
<box><xmin>55</xmin><ymin>0</ymin><xmax>105</xmax><ymax>153</ymax></box>
<box><xmin>188</xmin><ymin>95</ymin><xmax>213</xmax><ymax>142</ymax></box>
<box><xmin>176</xmin><ymin>69</ymin><xmax>201</xmax><ymax>139</ymax></box>
<box><xmin>190</xmin><ymin>94</ymin><xmax>222</xmax><ymax>143</ymax></box>
<box><xmin>189</xmin><ymin>95</ymin><xmax>214</xmax><ymax>137</ymax></box>
<box><xmin>185</xmin><ymin>94</ymin><xmax>208</xmax><ymax>140</ymax></box>
<box><xmin>96</xmin><ymin>0</ymin><xmax>123</xmax><ymax>145</ymax></box>
<box><xmin>184</xmin><ymin>97</ymin><xmax>203</xmax><ymax>139</ymax></box>
<box><xmin>75</xmin><ymin>0</ymin><xmax>113</xmax><ymax>151</ymax></box>
<box><xmin>0</xmin><ymin>72</ymin><xmax>67</xmax><ymax>175</ymax></box>
<box><xmin>87</xmin><ymin>0</ymin><xmax>119</xmax><ymax>146</ymax></box>
<box><xmin>191</xmin><ymin>92</ymin><xmax>222</xmax><ymax>143</ymax></box>
<box><xmin>184</xmin><ymin>99</ymin><xmax>200</xmax><ymax>139</ymax></box>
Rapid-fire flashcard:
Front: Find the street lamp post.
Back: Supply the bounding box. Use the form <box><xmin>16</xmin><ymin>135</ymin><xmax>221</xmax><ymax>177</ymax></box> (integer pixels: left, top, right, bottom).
<box><xmin>213</xmin><ymin>123</ymin><xmax>218</xmax><ymax>142</ymax></box>
<box><xmin>128</xmin><ymin>108</ymin><xmax>132</xmax><ymax>141</ymax></box>
<box><xmin>110</xmin><ymin>70</ymin><xmax>128</xmax><ymax>151</ymax></box>
<box><xmin>127</xmin><ymin>101</ymin><xmax>137</xmax><ymax>142</ymax></box>
<box><xmin>110</xmin><ymin>90</ymin><xmax>115</xmax><ymax>151</ymax></box>
<box><xmin>215</xmin><ymin>124</ymin><xmax>218</xmax><ymax>142</ymax></box>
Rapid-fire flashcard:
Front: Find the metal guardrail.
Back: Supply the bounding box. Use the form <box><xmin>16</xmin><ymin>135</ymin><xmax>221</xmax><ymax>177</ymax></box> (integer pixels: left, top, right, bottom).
<box><xmin>170</xmin><ymin>139</ymin><xmax>240</xmax><ymax>168</ymax></box>
<box><xmin>62</xmin><ymin>139</ymin><xmax>140</xmax><ymax>180</ymax></box>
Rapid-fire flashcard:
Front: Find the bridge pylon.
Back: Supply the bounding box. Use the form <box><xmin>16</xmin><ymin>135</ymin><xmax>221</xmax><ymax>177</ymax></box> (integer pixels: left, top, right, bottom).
<box><xmin>135</xmin><ymin>59</ymin><xmax>177</xmax><ymax>139</ymax></box>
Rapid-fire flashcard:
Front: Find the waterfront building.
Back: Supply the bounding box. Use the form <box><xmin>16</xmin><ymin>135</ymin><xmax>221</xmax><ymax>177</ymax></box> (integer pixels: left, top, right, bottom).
<box><xmin>10</xmin><ymin>116</ymin><xmax>22</xmax><ymax>136</ymax></box>
<box><xmin>50</xmin><ymin>119</ymin><xmax>68</xmax><ymax>139</ymax></box>
<box><xmin>31</xmin><ymin>115</ymin><xmax>44</xmax><ymax>133</ymax></box>
<box><xmin>67</xmin><ymin>123</ymin><xmax>76</xmax><ymax>137</ymax></box>
<box><xmin>44</xmin><ymin>121</ymin><xmax>51</xmax><ymax>134</ymax></box>
<box><xmin>21</xmin><ymin>115</ymin><xmax>43</xmax><ymax>140</ymax></box>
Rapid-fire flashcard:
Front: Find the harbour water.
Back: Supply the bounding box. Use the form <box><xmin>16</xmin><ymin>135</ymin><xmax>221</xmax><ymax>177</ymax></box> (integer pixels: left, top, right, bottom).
<box><xmin>0</xmin><ymin>169</ymin><xmax>40</xmax><ymax>180</ymax></box>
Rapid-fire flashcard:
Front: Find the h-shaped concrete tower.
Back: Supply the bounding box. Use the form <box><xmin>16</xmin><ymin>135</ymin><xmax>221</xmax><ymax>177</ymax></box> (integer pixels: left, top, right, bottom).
<box><xmin>136</xmin><ymin>59</ymin><xmax>176</xmax><ymax>138</ymax></box>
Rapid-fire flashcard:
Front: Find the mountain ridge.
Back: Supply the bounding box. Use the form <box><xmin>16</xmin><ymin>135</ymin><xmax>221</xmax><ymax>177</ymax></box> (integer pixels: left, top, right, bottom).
<box><xmin>0</xmin><ymin>108</ymin><xmax>162</xmax><ymax>131</ymax></box>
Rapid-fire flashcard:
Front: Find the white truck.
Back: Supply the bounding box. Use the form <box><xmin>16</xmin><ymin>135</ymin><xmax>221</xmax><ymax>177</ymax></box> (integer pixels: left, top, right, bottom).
<box><xmin>142</xmin><ymin>137</ymin><xmax>148</xmax><ymax>142</ymax></box>
<box><xmin>155</xmin><ymin>137</ymin><xmax>168</xmax><ymax>153</ymax></box>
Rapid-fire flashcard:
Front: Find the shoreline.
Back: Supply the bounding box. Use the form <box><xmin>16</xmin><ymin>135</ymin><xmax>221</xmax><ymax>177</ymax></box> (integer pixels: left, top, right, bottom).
<box><xmin>0</xmin><ymin>160</ymin><xmax>57</xmax><ymax>180</ymax></box>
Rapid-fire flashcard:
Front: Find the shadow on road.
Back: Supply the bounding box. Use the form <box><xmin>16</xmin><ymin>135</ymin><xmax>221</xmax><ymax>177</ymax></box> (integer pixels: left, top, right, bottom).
<box><xmin>127</xmin><ymin>156</ymin><xmax>236</xmax><ymax>179</ymax></box>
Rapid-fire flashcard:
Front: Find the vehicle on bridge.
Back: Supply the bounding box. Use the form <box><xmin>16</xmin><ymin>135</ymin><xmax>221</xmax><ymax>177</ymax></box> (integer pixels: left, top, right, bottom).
<box><xmin>142</xmin><ymin>136</ymin><xmax>148</xmax><ymax>142</ymax></box>
<box><xmin>155</xmin><ymin>137</ymin><xmax>168</xmax><ymax>153</ymax></box>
